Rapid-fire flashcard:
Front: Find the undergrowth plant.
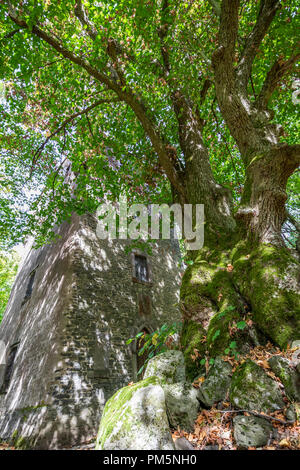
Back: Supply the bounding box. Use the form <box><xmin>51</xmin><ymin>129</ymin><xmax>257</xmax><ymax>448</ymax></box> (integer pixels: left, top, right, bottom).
<box><xmin>126</xmin><ymin>322</ymin><xmax>182</xmax><ymax>377</ymax></box>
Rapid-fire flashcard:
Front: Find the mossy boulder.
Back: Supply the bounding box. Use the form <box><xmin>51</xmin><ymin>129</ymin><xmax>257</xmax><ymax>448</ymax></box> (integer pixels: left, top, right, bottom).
<box><xmin>285</xmin><ymin>403</ymin><xmax>299</xmax><ymax>422</ymax></box>
<box><xmin>198</xmin><ymin>357</ymin><xmax>232</xmax><ymax>407</ymax></box>
<box><xmin>180</xmin><ymin>320</ymin><xmax>206</xmax><ymax>381</ymax></box>
<box><xmin>143</xmin><ymin>350</ymin><xmax>185</xmax><ymax>384</ymax></box>
<box><xmin>162</xmin><ymin>382</ymin><xmax>200</xmax><ymax>432</ymax></box>
<box><xmin>268</xmin><ymin>356</ymin><xmax>300</xmax><ymax>402</ymax></box>
<box><xmin>96</xmin><ymin>377</ymin><xmax>174</xmax><ymax>450</ymax></box>
<box><xmin>229</xmin><ymin>359</ymin><xmax>285</xmax><ymax>413</ymax></box>
<box><xmin>233</xmin><ymin>415</ymin><xmax>273</xmax><ymax>448</ymax></box>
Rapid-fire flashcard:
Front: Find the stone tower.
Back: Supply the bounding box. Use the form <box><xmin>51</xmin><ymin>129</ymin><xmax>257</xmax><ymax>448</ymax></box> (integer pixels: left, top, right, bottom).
<box><xmin>0</xmin><ymin>213</ymin><xmax>182</xmax><ymax>449</ymax></box>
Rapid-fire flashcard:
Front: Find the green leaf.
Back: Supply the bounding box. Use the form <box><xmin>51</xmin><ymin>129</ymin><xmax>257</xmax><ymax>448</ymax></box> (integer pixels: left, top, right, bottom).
<box><xmin>236</xmin><ymin>321</ymin><xmax>247</xmax><ymax>330</ymax></box>
<box><xmin>212</xmin><ymin>329</ymin><xmax>220</xmax><ymax>342</ymax></box>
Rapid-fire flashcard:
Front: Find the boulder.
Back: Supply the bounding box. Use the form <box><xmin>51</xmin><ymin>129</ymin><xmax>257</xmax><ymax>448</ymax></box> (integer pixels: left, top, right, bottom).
<box><xmin>285</xmin><ymin>404</ymin><xmax>298</xmax><ymax>423</ymax></box>
<box><xmin>174</xmin><ymin>437</ymin><xmax>195</xmax><ymax>450</ymax></box>
<box><xmin>229</xmin><ymin>359</ymin><xmax>285</xmax><ymax>413</ymax></box>
<box><xmin>162</xmin><ymin>382</ymin><xmax>200</xmax><ymax>431</ymax></box>
<box><xmin>143</xmin><ymin>350</ymin><xmax>185</xmax><ymax>384</ymax></box>
<box><xmin>198</xmin><ymin>357</ymin><xmax>232</xmax><ymax>407</ymax></box>
<box><xmin>268</xmin><ymin>355</ymin><xmax>300</xmax><ymax>401</ymax></box>
<box><xmin>291</xmin><ymin>340</ymin><xmax>300</xmax><ymax>350</ymax></box>
<box><xmin>96</xmin><ymin>377</ymin><xmax>174</xmax><ymax>450</ymax></box>
<box><xmin>233</xmin><ymin>415</ymin><xmax>273</xmax><ymax>448</ymax></box>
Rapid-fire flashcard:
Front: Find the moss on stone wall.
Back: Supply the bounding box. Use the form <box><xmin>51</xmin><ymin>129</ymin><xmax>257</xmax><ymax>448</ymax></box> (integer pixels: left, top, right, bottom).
<box><xmin>10</xmin><ymin>430</ymin><xmax>34</xmax><ymax>450</ymax></box>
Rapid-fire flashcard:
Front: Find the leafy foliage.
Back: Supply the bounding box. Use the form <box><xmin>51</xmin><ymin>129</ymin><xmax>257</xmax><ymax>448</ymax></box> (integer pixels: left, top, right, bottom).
<box><xmin>0</xmin><ymin>250</ymin><xmax>20</xmax><ymax>321</ymax></box>
<box><xmin>0</xmin><ymin>1</ymin><xmax>298</xmax><ymax>248</ymax></box>
<box><xmin>126</xmin><ymin>321</ymin><xmax>181</xmax><ymax>376</ymax></box>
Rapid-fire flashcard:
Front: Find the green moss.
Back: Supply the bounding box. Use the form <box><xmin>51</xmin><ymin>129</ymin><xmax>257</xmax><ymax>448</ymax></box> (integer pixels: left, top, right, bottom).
<box><xmin>96</xmin><ymin>376</ymin><xmax>160</xmax><ymax>450</ymax></box>
<box><xmin>181</xmin><ymin>239</ymin><xmax>299</xmax><ymax>360</ymax></box>
<box><xmin>230</xmin><ymin>359</ymin><xmax>285</xmax><ymax>412</ymax></box>
<box><xmin>180</xmin><ymin>261</ymin><xmax>216</xmax><ymax>316</ymax></box>
<box><xmin>180</xmin><ymin>320</ymin><xmax>206</xmax><ymax>381</ymax></box>
<box><xmin>180</xmin><ymin>248</ymin><xmax>248</xmax><ymax>361</ymax></box>
<box><xmin>207</xmin><ymin>306</ymin><xmax>240</xmax><ymax>356</ymax></box>
<box><xmin>232</xmin><ymin>242</ymin><xmax>300</xmax><ymax>348</ymax></box>
<box><xmin>268</xmin><ymin>356</ymin><xmax>300</xmax><ymax>401</ymax></box>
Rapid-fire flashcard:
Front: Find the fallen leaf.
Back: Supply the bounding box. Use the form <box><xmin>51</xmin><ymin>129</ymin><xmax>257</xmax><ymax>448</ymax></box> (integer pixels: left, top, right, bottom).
<box><xmin>279</xmin><ymin>438</ymin><xmax>291</xmax><ymax>448</ymax></box>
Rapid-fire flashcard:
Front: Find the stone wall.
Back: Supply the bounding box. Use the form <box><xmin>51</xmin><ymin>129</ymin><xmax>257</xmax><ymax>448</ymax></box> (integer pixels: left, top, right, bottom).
<box><xmin>0</xmin><ymin>213</ymin><xmax>182</xmax><ymax>448</ymax></box>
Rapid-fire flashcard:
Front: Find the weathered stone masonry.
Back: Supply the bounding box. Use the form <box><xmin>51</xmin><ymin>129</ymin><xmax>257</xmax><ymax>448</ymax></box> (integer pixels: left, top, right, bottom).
<box><xmin>0</xmin><ymin>213</ymin><xmax>181</xmax><ymax>448</ymax></box>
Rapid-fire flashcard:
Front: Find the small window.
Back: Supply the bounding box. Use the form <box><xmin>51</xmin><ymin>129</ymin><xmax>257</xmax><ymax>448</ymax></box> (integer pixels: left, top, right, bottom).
<box><xmin>24</xmin><ymin>269</ymin><xmax>36</xmax><ymax>301</ymax></box>
<box><xmin>134</xmin><ymin>255</ymin><xmax>149</xmax><ymax>283</ymax></box>
<box><xmin>0</xmin><ymin>343</ymin><xmax>18</xmax><ymax>394</ymax></box>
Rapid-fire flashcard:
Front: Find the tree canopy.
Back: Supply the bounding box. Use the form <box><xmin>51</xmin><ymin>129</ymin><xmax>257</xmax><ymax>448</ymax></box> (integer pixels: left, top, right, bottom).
<box><xmin>0</xmin><ymin>249</ymin><xmax>19</xmax><ymax>321</ymax></box>
<box><xmin>0</xmin><ymin>0</ymin><xmax>299</xmax><ymax>249</ymax></box>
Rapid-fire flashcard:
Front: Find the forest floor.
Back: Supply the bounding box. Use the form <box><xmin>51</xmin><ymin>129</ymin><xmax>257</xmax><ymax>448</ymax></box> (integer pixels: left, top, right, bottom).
<box><xmin>177</xmin><ymin>343</ymin><xmax>300</xmax><ymax>450</ymax></box>
<box><xmin>0</xmin><ymin>344</ymin><xmax>299</xmax><ymax>451</ymax></box>
<box><xmin>171</xmin><ymin>407</ymin><xmax>299</xmax><ymax>450</ymax></box>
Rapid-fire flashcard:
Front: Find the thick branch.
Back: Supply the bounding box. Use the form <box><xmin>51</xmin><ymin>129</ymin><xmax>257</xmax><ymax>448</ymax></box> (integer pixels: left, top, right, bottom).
<box><xmin>256</xmin><ymin>53</ymin><xmax>300</xmax><ymax>108</ymax></box>
<box><xmin>8</xmin><ymin>6</ymin><xmax>185</xmax><ymax>198</ymax></box>
<box><xmin>217</xmin><ymin>0</ymin><xmax>240</xmax><ymax>73</ymax></box>
<box><xmin>158</xmin><ymin>0</ymin><xmax>172</xmax><ymax>73</ymax></box>
<box><xmin>8</xmin><ymin>9</ymin><xmax>117</xmax><ymax>92</ymax></box>
<box><xmin>207</xmin><ymin>0</ymin><xmax>221</xmax><ymax>17</ymax></box>
<box><xmin>287</xmin><ymin>210</ymin><xmax>300</xmax><ymax>233</ymax></box>
<box><xmin>0</xmin><ymin>28</ymin><xmax>21</xmax><ymax>42</ymax></box>
<box><xmin>237</xmin><ymin>0</ymin><xmax>281</xmax><ymax>91</ymax></box>
<box><xmin>213</xmin><ymin>1</ymin><xmax>258</xmax><ymax>161</ymax></box>
<box><xmin>74</xmin><ymin>0</ymin><xmax>98</xmax><ymax>40</ymax></box>
<box><xmin>277</xmin><ymin>143</ymin><xmax>300</xmax><ymax>171</ymax></box>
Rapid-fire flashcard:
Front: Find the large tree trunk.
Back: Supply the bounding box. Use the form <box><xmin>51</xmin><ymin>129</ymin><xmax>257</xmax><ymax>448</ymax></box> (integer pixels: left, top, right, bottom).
<box><xmin>178</xmin><ymin>0</ymin><xmax>300</xmax><ymax>379</ymax></box>
<box><xmin>179</xmin><ymin>115</ymin><xmax>300</xmax><ymax>379</ymax></box>
<box><xmin>180</xmin><ymin>220</ymin><xmax>300</xmax><ymax>380</ymax></box>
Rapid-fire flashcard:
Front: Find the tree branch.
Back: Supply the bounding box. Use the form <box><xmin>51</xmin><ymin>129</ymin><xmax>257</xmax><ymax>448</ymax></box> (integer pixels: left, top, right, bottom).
<box><xmin>30</xmin><ymin>98</ymin><xmax>121</xmax><ymax>176</ymax></box>
<box><xmin>8</xmin><ymin>8</ymin><xmax>119</xmax><ymax>93</ymax></box>
<box><xmin>158</xmin><ymin>0</ymin><xmax>172</xmax><ymax>74</ymax></box>
<box><xmin>74</xmin><ymin>0</ymin><xmax>98</xmax><ymax>40</ymax></box>
<box><xmin>286</xmin><ymin>210</ymin><xmax>300</xmax><ymax>234</ymax></box>
<box><xmin>216</xmin><ymin>0</ymin><xmax>240</xmax><ymax>73</ymax></box>
<box><xmin>270</xmin><ymin>143</ymin><xmax>300</xmax><ymax>175</ymax></box>
<box><xmin>207</xmin><ymin>0</ymin><xmax>221</xmax><ymax>17</ymax></box>
<box><xmin>200</xmin><ymin>79</ymin><xmax>212</xmax><ymax>104</ymax></box>
<box><xmin>256</xmin><ymin>53</ymin><xmax>300</xmax><ymax>109</ymax></box>
<box><xmin>8</xmin><ymin>5</ymin><xmax>185</xmax><ymax>198</ymax></box>
<box><xmin>237</xmin><ymin>0</ymin><xmax>281</xmax><ymax>91</ymax></box>
<box><xmin>0</xmin><ymin>27</ymin><xmax>21</xmax><ymax>43</ymax></box>
<box><xmin>218</xmin><ymin>409</ymin><xmax>290</xmax><ymax>425</ymax></box>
